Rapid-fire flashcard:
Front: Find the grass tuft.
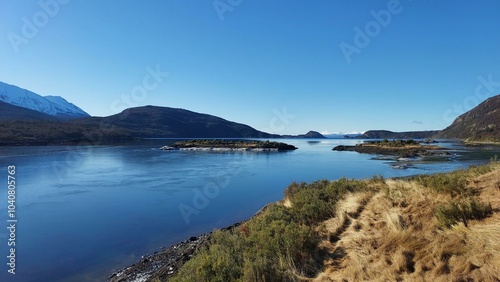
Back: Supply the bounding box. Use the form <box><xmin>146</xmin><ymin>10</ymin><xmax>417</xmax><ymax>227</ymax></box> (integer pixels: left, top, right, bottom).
<box><xmin>435</xmin><ymin>198</ymin><xmax>493</xmax><ymax>228</ymax></box>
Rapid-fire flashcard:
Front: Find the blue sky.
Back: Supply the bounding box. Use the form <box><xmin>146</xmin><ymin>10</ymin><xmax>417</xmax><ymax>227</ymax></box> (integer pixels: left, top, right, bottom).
<box><xmin>1</xmin><ymin>0</ymin><xmax>499</xmax><ymax>135</ymax></box>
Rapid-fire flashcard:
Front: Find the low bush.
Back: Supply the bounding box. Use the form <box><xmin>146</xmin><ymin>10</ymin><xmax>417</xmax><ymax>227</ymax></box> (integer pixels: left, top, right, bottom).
<box><xmin>435</xmin><ymin>198</ymin><xmax>493</xmax><ymax>228</ymax></box>
<box><xmin>417</xmin><ymin>170</ymin><xmax>470</xmax><ymax>196</ymax></box>
<box><xmin>171</xmin><ymin>178</ymin><xmax>373</xmax><ymax>281</ymax></box>
<box><xmin>171</xmin><ymin>203</ymin><xmax>320</xmax><ymax>282</ymax></box>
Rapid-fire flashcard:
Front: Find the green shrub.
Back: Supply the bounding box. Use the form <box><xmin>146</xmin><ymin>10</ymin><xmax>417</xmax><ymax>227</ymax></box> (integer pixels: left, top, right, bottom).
<box><xmin>171</xmin><ymin>203</ymin><xmax>321</xmax><ymax>282</ymax></box>
<box><xmin>284</xmin><ymin>181</ymin><xmax>308</xmax><ymax>199</ymax></box>
<box><xmin>172</xmin><ymin>177</ymin><xmax>370</xmax><ymax>281</ymax></box>
<box><xmin>370</xmin><ymin>174</ymin><xmax>385</xmax><ymax>184</ymax></box>
<box><xmin>417</xmin><ymin>170</ymin><xmax>470</xmax><ymax>195</ymax></box>
<box><xmin>466</xmin><ymin>164</ymin><xmax>494</xmax><ymax>176</ymax></box>
<box><xmin>435</xmin><ymin>198</ymin><xmax>493</xmax><ymax>228</ymax></box>
<box><xmin>244</xmin><ymin>217</ymin><xmax>320</xmax><ymax>280</ymax></box>
<box><xmin>171</xmin><ymin>230</ymin><xmax>244</xmax><ymax>282</ymax></box>
<box><xmin>418</xmin><ymin>163</ymin><xmax>498</xmax><ymax>196</ymax></box>
<box><xmin>285</xmin><ymin>178</ymin><xmax>366</xmax><ymax>225</ymax></box>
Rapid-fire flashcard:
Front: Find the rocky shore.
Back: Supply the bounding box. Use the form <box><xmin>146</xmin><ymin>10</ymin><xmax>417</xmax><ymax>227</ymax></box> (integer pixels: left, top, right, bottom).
<box><xmin>161</xmin><ymin>139</ymin><xmax>298</xmax><ymax>152</ymax></box>
<box><xmin>108</xmin><ymin>204</ymin><xmax>272</xmax><ymax>282</ymax></box>
<box><xmin>108</xmin><ymin>223</ymin><xmax>242</xmax><ymax>282</ymax></box>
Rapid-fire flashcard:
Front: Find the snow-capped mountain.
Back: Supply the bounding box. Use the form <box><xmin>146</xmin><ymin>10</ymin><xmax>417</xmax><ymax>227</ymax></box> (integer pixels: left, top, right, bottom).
<box><xmin>44</xmin><ymin>95</ymin><xmax>89</xmax><ymax>117</ymax></box>
<box><xmin>322</xmin><ymin>131</ymin><xmax>364</xmax><ymax>138</ymax></box>
<box><xmin>0</xmin><ymin>81</ymin><xmax>89</xmax><ymax>119</ymax></box>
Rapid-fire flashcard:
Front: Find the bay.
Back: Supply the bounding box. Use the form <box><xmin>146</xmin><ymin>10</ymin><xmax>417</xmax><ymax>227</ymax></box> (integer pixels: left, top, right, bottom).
<box><xmin>0</xmin><ymin>139</ymin><xmax>498</xmax><ymax>281</ymax></box>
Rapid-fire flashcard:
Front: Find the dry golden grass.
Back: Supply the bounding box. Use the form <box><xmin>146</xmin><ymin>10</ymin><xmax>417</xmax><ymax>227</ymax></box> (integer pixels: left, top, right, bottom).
<box><xmin>282</xmin><ymin>197</ymin><xmax>293</xmax><ymax>208</ymax></box>
<box><xmin>314</xmin><ymin>164</ymin><xmax>500</xmax><ymax>282</ymax></box>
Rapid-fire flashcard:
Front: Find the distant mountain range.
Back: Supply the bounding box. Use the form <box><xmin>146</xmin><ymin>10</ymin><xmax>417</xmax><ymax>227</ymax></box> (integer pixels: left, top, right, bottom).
<box><xmin>0</xmin><ymin>105</ymin><xmax>325</xmax><ymax>145</ymax></box>
<box><xmin>322</xmin><ymin>133</ymin><xmax>361</xmax><ymax>139</ymax></box>
<box><xmin>356</xmin><ymin>130</ymin><xmax>440</xmax><ymax>139</ymax></box>
<box><xmin>0</xmin><ymin>81</ymin><xmax>498</xmax><ymax>145</ymax></box>
<box><xmin>437</xmin><ymin>94</ymin><xmax>500</xmax><ymax>142</ymax></box>
<box><xmin>282</xmin><ymin>131</ymin><xmax>326</xmax><ymax>139</ymax></box>
<box><xmin>0</xmin><ymin>81</ymin><xmax>89</xmax><ymax>119</ymax></box>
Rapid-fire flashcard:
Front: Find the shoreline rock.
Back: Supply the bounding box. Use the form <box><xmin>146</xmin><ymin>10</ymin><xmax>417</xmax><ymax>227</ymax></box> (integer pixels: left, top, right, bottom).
<box><xmin>107</xmin><ymin>204</ymin><xmax>274</xmax><ymax>282</ymax></box>
<box><xmin>107</xmin><ymin>233</ymin><xmax>213</xmax><ymax>282</ymax></box>
<box><xmin>332</xmin><ymin>140</ymin><xmax>449</xmax><ymax>158</ymax></box>
<box><xmin>162</xmin><ymin>139</ymin><xmax>298</xmax><ymax>152</ymax></box>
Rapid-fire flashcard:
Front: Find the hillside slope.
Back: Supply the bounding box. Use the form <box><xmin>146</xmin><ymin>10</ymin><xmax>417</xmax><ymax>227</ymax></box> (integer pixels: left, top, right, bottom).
<box><xmin>162</xmin><ymin>162</ymin><xmax>500</xmax><ymax>282</ymax></box>
<box><xmin>437</xmin><ymin>94</ymin><xmax>500</xmax><ymax>142</ymax></box>
<box><xmin>0</xmin><ymin>105</ymin><xmax>279</xmax><ymax>145</ymax></box>
<box><xmin>315</xmin><ymin>165</ymin><xmax>500</xmax><ymax>281</ymax></box>
<box><xmin>0</xmin><ymin>81</ymin><xmax>89</xmax><ymax>119</ymax></box>
<box><xmin>359</xmin><ymin>130</ymin><xmax>440</xmax><ymax>139</ymax></box>
<box><xmin>0</xmin><ymin>101</ymin><xmax>59</xmax><ymax>121</ymax></box>
<box><xmin>83</xmin><ymin>106</ymin><xmax>278</xmax><ymax>138</ymax></box>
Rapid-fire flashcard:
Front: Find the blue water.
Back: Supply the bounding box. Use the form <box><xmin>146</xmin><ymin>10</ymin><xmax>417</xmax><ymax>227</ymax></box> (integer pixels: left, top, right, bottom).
<box><xmin>0</xmin><ymin>139</ymin><xmax>498</xmax><ymax>282</ymax></box>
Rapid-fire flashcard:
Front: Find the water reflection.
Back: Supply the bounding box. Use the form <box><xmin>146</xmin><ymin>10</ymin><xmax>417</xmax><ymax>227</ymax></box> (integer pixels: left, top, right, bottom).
<box><xmin>0</xmin><ymin>139</ymin><xmax>498</xmax><ymax>281</ymax></box>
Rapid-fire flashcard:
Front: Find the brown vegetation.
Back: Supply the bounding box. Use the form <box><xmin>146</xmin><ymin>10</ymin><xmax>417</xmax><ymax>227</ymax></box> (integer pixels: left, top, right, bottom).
<box><xmin>315</xmin><ymin>162</ymin><xmax>500</xmax><ymax>282</ymax></box>
<box><xmin>148</xmin><ymin>161</ymin><xmax>500</xmax><ymax>282</ymax></box>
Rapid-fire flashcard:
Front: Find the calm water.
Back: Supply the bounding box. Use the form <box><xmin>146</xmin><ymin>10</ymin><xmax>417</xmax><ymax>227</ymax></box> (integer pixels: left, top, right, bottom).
<box><xmin>0</xmin><ymin>139</ymin><xmax>498</xmax><ymax>282</ymax></box>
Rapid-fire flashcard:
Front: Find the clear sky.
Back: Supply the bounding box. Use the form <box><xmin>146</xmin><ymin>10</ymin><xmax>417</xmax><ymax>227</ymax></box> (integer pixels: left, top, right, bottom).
<box><xmin>1</xmin><ymin>1</ymin><xmax>499</xmax><ymax>135</ymax></box>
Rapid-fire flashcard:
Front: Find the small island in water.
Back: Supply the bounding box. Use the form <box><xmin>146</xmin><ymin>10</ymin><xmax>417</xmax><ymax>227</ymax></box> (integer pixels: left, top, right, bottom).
<box><xmin>161</xmin><ymin>139</ymin><xmax>298</xmax><ymax>152</ymax></box>
<box><xmin>333</xmin><ymin>139</ymin><xmax>449</xmax><ymax>158</ymax></box>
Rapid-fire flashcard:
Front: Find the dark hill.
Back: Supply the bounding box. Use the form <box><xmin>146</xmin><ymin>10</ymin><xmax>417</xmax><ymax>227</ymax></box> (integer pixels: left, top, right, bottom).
<box><xmin>0</xmin><ymin>101</ymin><xmax>59</xmax><ymax>121</ymax></box>
<box><xmin>83</xmin><ymin>106</ymin><xmax>278</xmax><ymax>138</ymax></box>
<box><xmin>0</xmin><ymin>105</ymin><xmax>280</xmax><ymax>145</ymax></box>
<box><xmin>437</xmin><ymin>94</ymin><xmax>500</xmax><ymax>142</ymax></box>
<box><xmin>358</xmin><ymin>130</ymin><xmax>440</xmax><ymax>139</ymax></box>
<box><xmin>298</xmin><ymin>131</ymin><xmax>326</xmax><ymax>138</ymax></box>
<box><xmin>282</xmin><ymin>131</ymin><xmax>326</xmax><ymax>139</ymax></box>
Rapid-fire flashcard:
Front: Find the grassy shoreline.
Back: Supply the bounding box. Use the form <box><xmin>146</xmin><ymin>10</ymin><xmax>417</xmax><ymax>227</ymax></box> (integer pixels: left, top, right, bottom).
<box><xmin>112</xmin><ymin>160</ymin><xmax>500</xmax><ymax>282</ymax></box>
<box><xmin>464</xmin><ymin>139</ymin><xmax>500</xmax><ymax>146</ymax></box>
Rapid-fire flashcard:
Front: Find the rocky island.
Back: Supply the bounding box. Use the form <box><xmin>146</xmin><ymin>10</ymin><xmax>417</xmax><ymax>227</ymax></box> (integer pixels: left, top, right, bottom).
<box><xmin>332</xmin><ymin>139</ymin><xmax>449</xmax><ymax>158</ymax></box>
<box><xmin>161</xmin><ymin>139</ymin><xmax>298</xmax><ymax>152</ymax></box>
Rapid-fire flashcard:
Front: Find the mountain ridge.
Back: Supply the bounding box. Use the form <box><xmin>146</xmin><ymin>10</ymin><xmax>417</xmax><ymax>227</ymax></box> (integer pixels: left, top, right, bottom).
<box><xmin>357</xmin><ymin>130</ymin><xmax>440</xmax><ymax>139</ymax></box>
<box><xmin>0</xmin><ymin>105</ymin><xmax>281</xmax><ymax>145</ymax></box>
<box><xmin>0</xmin><ymin>81</ymin><xmax>89</xmax><ymax>119</ymax></box>
<box><xmin>437</xmin><ymin>94</ymin><xmax>500</xmax><ymax>142</ymax></box>
<box><xmin>85</xmin><ymin>105</ymin><xmax>280</xmax><ymax>138</ymax></box>
<box><xmin>1</xmin><ymin>80</ymin><xmax>498</xmax><ymax>145</ymax></box>
<box><xmin>282</xmin><ymin>131</ymin><xmax>327</xmax><ymax>139</ymax></box>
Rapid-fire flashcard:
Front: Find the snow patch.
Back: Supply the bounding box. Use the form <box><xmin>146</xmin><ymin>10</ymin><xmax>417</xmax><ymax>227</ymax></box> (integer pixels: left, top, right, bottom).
<box><xmin>0</xmin><ymin>81</ymin><xmax>89</xmax><ymax>118</ymax></box>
